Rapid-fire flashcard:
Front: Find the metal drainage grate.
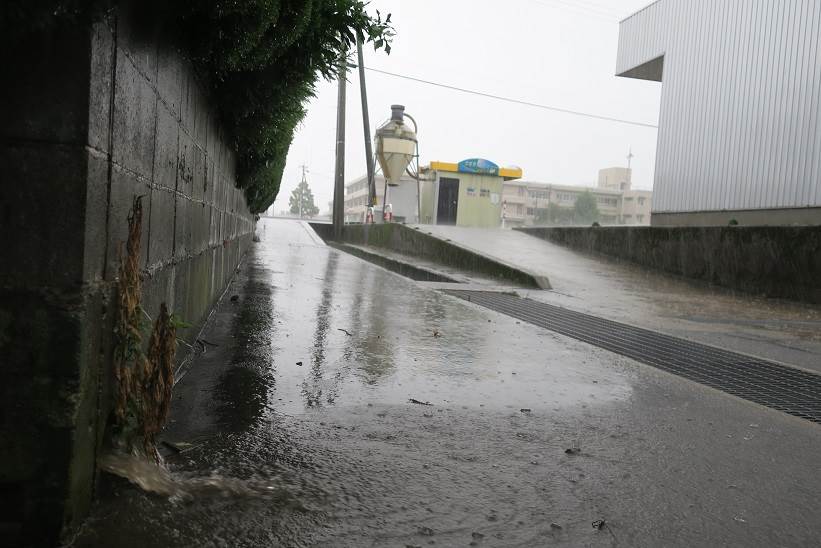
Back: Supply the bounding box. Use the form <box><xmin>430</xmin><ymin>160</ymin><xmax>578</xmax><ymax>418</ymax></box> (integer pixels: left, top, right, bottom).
<box><xmin>443</xmin><ymin>290</ymin><xmax>821</xmax><ymax>424</ymax></box>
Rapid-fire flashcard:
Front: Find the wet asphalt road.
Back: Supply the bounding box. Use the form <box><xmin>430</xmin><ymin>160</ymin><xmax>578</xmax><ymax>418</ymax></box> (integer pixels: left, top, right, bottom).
<box><xmin>75</xmin><ymin>219</ymin><xmax>821</xmax><ymax>548</ymax></box>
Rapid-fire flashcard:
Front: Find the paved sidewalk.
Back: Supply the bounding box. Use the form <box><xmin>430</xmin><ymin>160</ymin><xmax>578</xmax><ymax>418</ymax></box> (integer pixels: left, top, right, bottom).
<box><xmin>77</xmin><ymin>219</ymin><xmax>821</xmax><ymax>548</ymax></box>
<box><xmin>417</xmin><ymin>225</ymin><xmax>821</xmax><ymax>374</ymax></box>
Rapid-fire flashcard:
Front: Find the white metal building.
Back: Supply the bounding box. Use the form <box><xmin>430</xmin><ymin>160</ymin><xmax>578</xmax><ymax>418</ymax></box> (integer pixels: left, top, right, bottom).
<box><xmin>618</xmin><ymin>0</ymin><xmax>821</xmax><ymax>226</ymax></box>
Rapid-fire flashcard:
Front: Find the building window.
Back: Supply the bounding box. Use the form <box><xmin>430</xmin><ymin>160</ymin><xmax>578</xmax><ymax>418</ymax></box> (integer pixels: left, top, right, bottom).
<box><xmin>638</xmin><ymin>197</ymin><xmax>646</xmax><ymax>206</ymax></box>
<box><xmin>526</xmin><ymin>207</ymin><xmax>534</xmax><ymax>216</ymax></box>
<box><xmin>480</xmin><ymin>189</ymin><xmax>490</xmax><ymax>198</ymax></box>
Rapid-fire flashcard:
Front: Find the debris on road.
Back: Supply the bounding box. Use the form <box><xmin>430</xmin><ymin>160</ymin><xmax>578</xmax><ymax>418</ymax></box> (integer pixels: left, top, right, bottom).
<box><xmin>230</xmin><ymin>295</ymin><xmax>239</xmax><ymax>302</ymax></box>
<box><xmin>160</xmin><ymin>440</ymin><xmax>205</xmax><ymax>455</ymax></box>
<box><xmin>565</xmin><ymin>447</ymin><xmax>581</xmax><ymax>455</ymax></box>
<box><xmin>296</xmin><ymin>361</ymin><xmax>303</xmax><ymax>366</ymax></box>
<box><xmin>592</xmin><ymin>519</ymin><xmax>606</xmax><ymax>530</ymax></box>
<box><xmin>520</xmin><ymin>408</ymin><xmax>531</xmax><ymax>413</ymax></box>
<box><xmin>432</xmin><ymin>329</ymin><xmax>441</xmax><ymax>338</ymax></box>
<box><xmin>550</xmin><ymin>523</ymin><xmax>562</xmax><ymax>530</ymax></box>
<box><xmin>337</xmin><ymin>328</ymin><xmax>353</xmax><ymax>336</ymax></box>
<box><xmin>409</xmin><ymin>398</ymin><xmax>433</xmax><ymax>406</ymax></box>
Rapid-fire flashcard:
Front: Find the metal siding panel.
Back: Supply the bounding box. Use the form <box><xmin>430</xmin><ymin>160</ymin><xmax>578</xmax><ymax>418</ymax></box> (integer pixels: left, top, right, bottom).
<box><xmin>752</xmin><ymin>0</ymin><xmax>772</xmax><ymax>209</ymax></box>
<box><xmin>669</xmin><ymin>0</ymin><xmax>687</xmax><ymax>212</ymax></box>
<box><xmin>786</xmin><ymin>0</ymin><xmax>809</xmax><ymax>207</ymax></box>
<box><xmin>742</xmin><ymin>0</ymin><xmax>767</xmax><ymax>210</ymax></box>
<box><xmin>743</xmin><ymin>0</ymin><xmax>768</xmax><ymax>210</ymax></box>
<box><xmin>776</xmin><ymin>0</ymin><xmax>800</xmax><ymax>208</ymax></box>
<box><xmin>796</xmin><ymin>0</ymin><xmax>821</xmax><ymax>205</ymax></box>
<box><xmin>809</xmin><ymin>3</ymin><xmax>821</xmax><ymax>206</ymax></box>
<box><xmin>793</xmin><ymin>0</ymin><xmax>812</xmax><ymax>206</ymax></box>
<box><xmin>655</xmin><ymin>0</ymin><xmax>673</xmax><ymax>211</ymax></box>
<box><xmin>689</xmin><ymin>0</ymin><xmax>710</xmax><ymax>212</ymax></box>
<box><xmin>693</xmin><ymin>0</ymin><xmax>710</xmax><ymax>212</ymax></box>
<box><xmin>621</xmin><ymin>0</ymin><xmax>821</xmax><ymax>214</ymax></box>
<box><xmin>708</xmin><ymin>0</ymin><xmax>730</xmax><ymax>211</ymax></box>
<box><xmin>719</xmin><ymin>0</ymin><xmax>742</xmax><ymax>211</ymax></box>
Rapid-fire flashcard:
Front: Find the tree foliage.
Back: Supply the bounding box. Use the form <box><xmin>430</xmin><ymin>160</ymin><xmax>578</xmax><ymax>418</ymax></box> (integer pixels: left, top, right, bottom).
<box><xmin>534</xmin><ymin>203</ymin><xmax>573</xmax><ymax>225</ymax></box>
<box><xmin>532</xmin><ymin>194</ymin><xmax>600</xmax><ymax>226</ymax></box>
<box><xmin>573</xmin><ymin>190</ymin><xmax>600</xmax><ymax>224</ymax></box>
<box><xmin>289</xmin><ymin>179</ymin><xmax>320</xmax><ymax>217</ymax></box>
<box><xmin>1</xmin><ymin>0</ymin><xmax>395</xmax><ymax>213</ymax></box>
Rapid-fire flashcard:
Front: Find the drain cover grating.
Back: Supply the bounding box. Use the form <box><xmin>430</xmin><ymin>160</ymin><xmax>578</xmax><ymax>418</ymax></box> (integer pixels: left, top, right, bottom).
<box><xmin>444</xmin><ymin>290</ymin><xmax>821</xmax><ymax>424</ymax></box>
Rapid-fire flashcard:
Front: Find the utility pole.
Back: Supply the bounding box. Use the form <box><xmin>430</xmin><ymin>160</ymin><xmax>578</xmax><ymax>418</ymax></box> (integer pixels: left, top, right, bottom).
<box><xmin>332</xmin><ymin>50</ymin><xmax>348</xmax><ymax>239</ymax></box>
<box><xmin>627</xmin><ymin>147</ymin><xmax>634</xmax><ymax>187</ymax></box>
<box><xmin>356</xmin><ymin>36</ymin><xmax>377</xmax><ymax>209</ymax></box>
<box><xmin>622</xmin><ymin>147</ymin><xmax>634</xmax><ymax>224</ymax></box>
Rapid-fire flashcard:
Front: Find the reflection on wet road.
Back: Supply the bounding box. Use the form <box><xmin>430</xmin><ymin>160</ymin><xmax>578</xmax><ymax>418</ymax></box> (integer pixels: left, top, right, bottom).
<box><xmin>76</xmin><ymin>219</ymin><xmax>821</xmax><ymax>548</ymax></box>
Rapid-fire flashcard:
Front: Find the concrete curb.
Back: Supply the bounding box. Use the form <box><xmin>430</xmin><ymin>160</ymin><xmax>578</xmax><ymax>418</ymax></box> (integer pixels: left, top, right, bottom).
<box><xmin>328</xmin><ymin>243</ymin><xmax>462</xmax><ymax>283</ymax></box>
<box><xmin>310</xmin><ymin>223</ymin><xmax>550</xmax><ymax>290</ymax></box>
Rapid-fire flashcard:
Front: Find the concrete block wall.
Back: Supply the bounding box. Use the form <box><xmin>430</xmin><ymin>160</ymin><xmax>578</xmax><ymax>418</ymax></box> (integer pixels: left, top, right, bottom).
<box><xmin>517</xmin><ymin>226</ymin><xmax>821</xmax><ymax>304</ymax></box>
<box><xmin>100</xmin><ymin>18</ymin><xmax>254</xmax><ymax>339</ymax></box>
<box><xmin>0</xmin><ymin>15</ymin><xmax>254</xmax><ymax>544</ymax></box>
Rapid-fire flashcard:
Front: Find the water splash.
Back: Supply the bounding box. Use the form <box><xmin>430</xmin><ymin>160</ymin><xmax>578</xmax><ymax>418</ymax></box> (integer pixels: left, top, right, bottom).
<box><xmin>98</xmin><ymin>453</ymin><xmax>315</xmax><ymax>508</ymax></box>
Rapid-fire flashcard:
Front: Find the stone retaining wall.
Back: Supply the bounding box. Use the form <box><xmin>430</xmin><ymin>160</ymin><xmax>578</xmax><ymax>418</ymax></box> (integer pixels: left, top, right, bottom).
<box><xmin>0</xmin><ymin>16</ymin><xmax>255</xmax><ymax>544</ymax></box>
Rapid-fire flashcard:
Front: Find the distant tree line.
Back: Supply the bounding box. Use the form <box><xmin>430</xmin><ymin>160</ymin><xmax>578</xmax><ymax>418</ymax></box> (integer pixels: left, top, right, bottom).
<box><xmin>533</xmin><ymin>190</ymin><xmax>600</xmax><ymax>225</ymax></box>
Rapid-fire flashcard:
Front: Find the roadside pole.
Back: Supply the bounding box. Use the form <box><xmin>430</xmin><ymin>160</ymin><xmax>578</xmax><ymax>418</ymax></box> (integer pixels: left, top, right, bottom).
<box><xmin>356</xmin><ymin>36</ymin><xmax>377</xmax><ymax>210</ymax></box>
<box><xmin>333</xmin><ymin>50</ymin><xmax>347</xmax><ymax>239</ymax></box>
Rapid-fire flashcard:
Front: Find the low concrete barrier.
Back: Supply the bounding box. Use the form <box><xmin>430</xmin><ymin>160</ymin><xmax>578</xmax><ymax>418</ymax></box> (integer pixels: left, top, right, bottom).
<box><xmin>311</xmin><ymin>223</ymin><xmax>550</xmax><ymax>289</ymax></box>
<box><xmin>517</xmin><ymin>226</ymin><xmax>821</xmax><ymax>304</ymax></box>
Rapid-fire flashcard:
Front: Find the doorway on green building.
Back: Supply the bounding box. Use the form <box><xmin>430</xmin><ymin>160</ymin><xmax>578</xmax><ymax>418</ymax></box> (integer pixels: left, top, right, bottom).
<box><xmin>437</xmin><ymin>177</ymin><xmax>460</xmax><ymax>225</ymax></box>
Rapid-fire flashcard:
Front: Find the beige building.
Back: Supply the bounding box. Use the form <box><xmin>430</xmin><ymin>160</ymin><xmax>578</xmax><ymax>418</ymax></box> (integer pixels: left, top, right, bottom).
<box><xmin>597</xmin><ymin>167</ymin><xmax>652</xmax><ymax>225</ymax></box>
<box><xmin>344</xmin><ymin>174</ymin><xmax>418</xmax><ymax>223</ymax></box>
<box><xmin>501</xmin><ymin>167</ymin><xmax>652</xmax><ymax>227</ymax></box>
<box><xmin>418</xmin><ymin>159</ymin><xmax>522</xmax><ymax>228</ymax></box>
<box><xmin>344</xmin><ymin>158</ymin><xmax>523</xmax><ymax>227</ymax></box>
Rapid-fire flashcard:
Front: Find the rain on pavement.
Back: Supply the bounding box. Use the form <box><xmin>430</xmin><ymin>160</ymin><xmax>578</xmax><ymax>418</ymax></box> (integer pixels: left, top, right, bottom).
<box><xmin>75</xmin><ymin>219</ymin><xmax>821</xmax><ymax>548</ymax></box>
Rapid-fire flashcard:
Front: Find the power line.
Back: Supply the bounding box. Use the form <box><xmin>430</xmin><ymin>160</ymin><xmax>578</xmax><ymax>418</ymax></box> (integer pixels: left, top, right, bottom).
<box><xmin>362</xmin><ymin>67</ymin><xmax>658</xmax><ymax>129</ymax></box>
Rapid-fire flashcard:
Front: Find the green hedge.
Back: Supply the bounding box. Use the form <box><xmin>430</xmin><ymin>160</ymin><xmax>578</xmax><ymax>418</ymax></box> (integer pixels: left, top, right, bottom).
<box><xmin>1</xmin><ymin>0</ymin><xmax>393</xmax><ymax>212</ymax></box>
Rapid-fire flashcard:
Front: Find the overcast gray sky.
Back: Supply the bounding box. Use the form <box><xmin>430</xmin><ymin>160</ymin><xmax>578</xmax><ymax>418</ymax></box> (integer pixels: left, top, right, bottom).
<box><xmin>272</xmin><ymin>0</ymin><xmax>661</xmax><ymax>214</ymax></box>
